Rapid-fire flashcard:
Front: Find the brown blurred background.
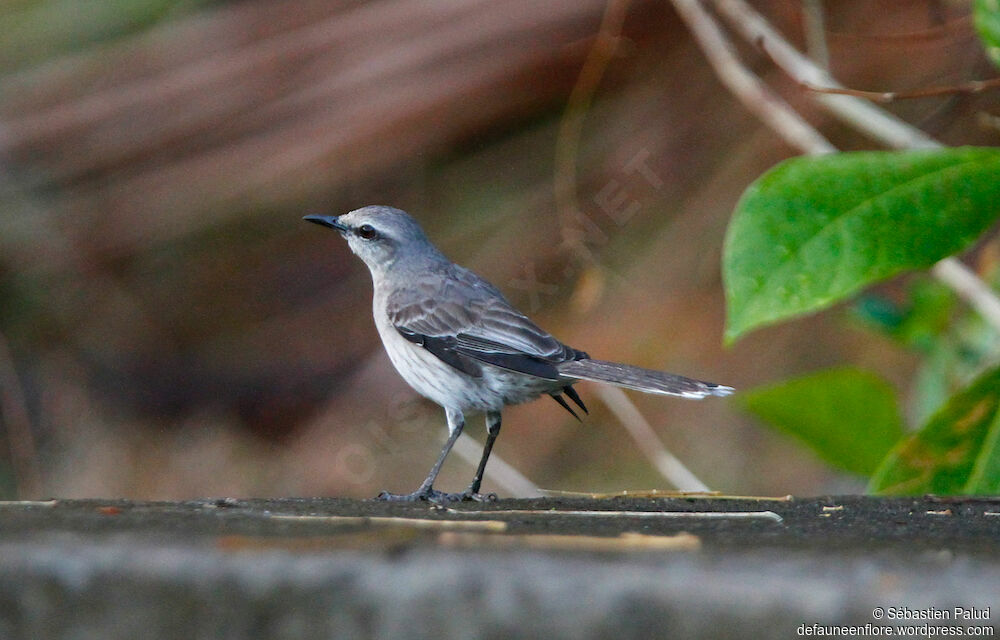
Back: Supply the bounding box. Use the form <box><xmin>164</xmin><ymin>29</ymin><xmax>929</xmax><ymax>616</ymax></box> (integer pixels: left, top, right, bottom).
<box><xmin>0</xmin><ymin>0</ymin><xmax>997</xmax><ymax>500</ymax></box>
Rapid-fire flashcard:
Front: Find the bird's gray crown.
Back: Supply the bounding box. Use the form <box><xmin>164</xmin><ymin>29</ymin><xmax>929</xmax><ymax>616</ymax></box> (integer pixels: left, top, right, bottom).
<box><xmin>314</xmin><ymin>205</ymin><xmax>446</xmax><ymax>275</ymax></box>
<box><xmin>340</xmin><ymin>206</ymin><xmax>432</xmax><ymax>245</ymax></box>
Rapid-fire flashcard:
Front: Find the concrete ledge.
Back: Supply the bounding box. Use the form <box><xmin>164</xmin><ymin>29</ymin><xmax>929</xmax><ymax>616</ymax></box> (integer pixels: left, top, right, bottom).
<box><xmin>0</xmin><ymin>496</ymin><xmax>997</xmax><ymax>639</ymax></box>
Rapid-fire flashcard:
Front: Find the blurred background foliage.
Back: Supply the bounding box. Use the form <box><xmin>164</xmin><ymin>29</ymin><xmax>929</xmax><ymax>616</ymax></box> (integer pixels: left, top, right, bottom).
<box><xmin>1</xmin><ymin>0</ymin><xmax>998</xmax><ymax>500</ymax></box>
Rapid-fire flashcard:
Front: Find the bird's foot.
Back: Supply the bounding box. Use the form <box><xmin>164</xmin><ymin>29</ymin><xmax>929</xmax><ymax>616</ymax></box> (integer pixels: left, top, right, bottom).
<box><xmin>459</xmin><ymin>488</ymin><xmax>498</xmax><ymax>503</ymax></box>
<box><xmin>376</xmin><ymin>487</ymin><xmax>441</xmax><ymax>502</ymax></box>
<box><xmin>376</xmin><ymin>486</ymin><xmax>463</xmax><ymax>503</ymax></box>
<box><xmin>375</xmin><ymin>487</ymin><xmax>497</xmax><ymax>503</ymax></box>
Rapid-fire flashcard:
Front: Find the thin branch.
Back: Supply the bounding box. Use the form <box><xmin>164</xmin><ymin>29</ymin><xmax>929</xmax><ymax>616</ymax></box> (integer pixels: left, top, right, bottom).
<box><xmin>978</xmin><ymin>111</ymin><xmax>1000</xmax><ymax>134</ymax></box>
<box><xmin>801</xmin><ymin>0</ymin><xmax>830</xmax><ymax>69</ymax></box>
<box><xmin>670</xmin><ymin>0</ymin><xmax>836</xmax><ymax>155</ymax></box>
<box><xmin>554</xmin><ymin>0</ymin><xmax>633</xmax><ymax>261</ymax></box>
<box><xmin>803</xmin><ymin>77</ymin><xmax>1000</xmax><ymax>103</ymax></box>
<box><xmin>0</xmin><ymin>331</ymin><xmax>41</xmax><ymax>498</ymax></box>
<box><xmin>931</xmin><ymin>259</ymin><xmax>1000</xmax><ymax>331</ymax></box>
<box><xmin>594</xmin><ymin>385</ymin><xmax>710</xmax><ymax>492</ymax></box>
<box><xmin>710</xmin><ymin>0</ymin><xmax>940</xmax><ymax>150</ymax></box>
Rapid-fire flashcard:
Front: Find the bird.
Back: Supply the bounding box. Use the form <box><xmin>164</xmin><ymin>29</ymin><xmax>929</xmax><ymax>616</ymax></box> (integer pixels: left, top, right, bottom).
<box><xmin>304</xmin><ymin>205</ymin><xmax>732</xmax><ymax>502</ymax></box>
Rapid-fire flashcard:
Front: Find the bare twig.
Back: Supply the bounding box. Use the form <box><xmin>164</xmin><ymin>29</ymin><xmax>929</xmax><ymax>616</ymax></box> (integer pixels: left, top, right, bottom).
<box><xmin>594</xmin><ymin>385</ymin><xmax>710</xmax><ymax>492</ymax></box>
<box><xmin>930</xmin><ymin>259</ymin><xmax>1000</xmax><ymax>331</ymax></box>
<box><xmin>797</xmin><ymin>1</ymin><xmax>1000</xmax><ymax>103</ymax></box>
<box><xmin>803</xmin><ymin>77</ymin><xmax>1000</xmax><ymax>103</ymax></box>
<box><xmin>0</xmin><ymin>331</ymin><xmax>41</xmax><ymax>498</ymax></box>
<box><xmin>710</xmin><ymin>0</ymin><xmax>940</xmax><ymax>150</ymax></box>
<box><xmin>801</xmin><ymin>0</ymin><xmax>830</xmax><ymax>69</ymax></box>
<box><xmin>977</xmin><ymin>111</ymin><xmax>1000</xmax><ymax>134</ymax></box>
<box><xmin>670</xmin><ymin>0</ymin><xmax>835</xmax><ymax>155</ymax></box>
<box><xmin>447</xmin><ymin>506</ymin><xmax>784</xmax><ymax>522</ymax></box>
<box><xmin>439</xmin><ymin>531</ymin><xmax>703</xmax><ymax>551</ymax></box>
<box><xmin>554</xmin><ymin>0</ymin><xmax>632</xmax><ymax>261</ymax></box>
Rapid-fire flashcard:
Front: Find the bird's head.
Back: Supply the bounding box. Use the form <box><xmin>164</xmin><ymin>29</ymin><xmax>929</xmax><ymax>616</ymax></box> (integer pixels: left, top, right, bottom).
<box><xmin>304</xmin><ymin>205</ymin><xmax>438</xmax><ymax>275</ymax></box>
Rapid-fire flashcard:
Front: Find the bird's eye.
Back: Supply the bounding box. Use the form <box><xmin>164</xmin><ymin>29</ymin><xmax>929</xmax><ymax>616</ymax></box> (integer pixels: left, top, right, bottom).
<box><xmin>357</xmin><ymin>224</ymin><xmax>379</xmax><ymax>240</ymax></box>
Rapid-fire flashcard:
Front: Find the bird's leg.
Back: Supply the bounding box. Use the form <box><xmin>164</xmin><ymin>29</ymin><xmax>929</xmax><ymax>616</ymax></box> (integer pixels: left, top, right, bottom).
<box><xmin>377</xmin><ymin>408</ymin><xmax>464</xmax><ymax>502</ymax></box>
<box><xmin>460</xmin><ymin>411</ymin><xmax>501</xmax><ymax>501</ymax></box>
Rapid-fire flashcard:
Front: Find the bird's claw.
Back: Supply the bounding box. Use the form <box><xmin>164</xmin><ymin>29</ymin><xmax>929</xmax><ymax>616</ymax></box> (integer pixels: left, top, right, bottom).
<box><xmin>375</xmin><ymin>488</ymin><xmax>497</xmax><ymax>503</ymax></box>
<box><xmin>375</xmin><ymin>486</ymin><xmax>460</xmax><ymax>503</ymax></box>
<box><xmin>375</xmin><ymin>488</ymin><xmax>439</xmax><ymax>502</ymax></box>
<box><xmin>461</xmin><ymin>490</ymin><xmax>498</xmax><ymax>502</ymax></box>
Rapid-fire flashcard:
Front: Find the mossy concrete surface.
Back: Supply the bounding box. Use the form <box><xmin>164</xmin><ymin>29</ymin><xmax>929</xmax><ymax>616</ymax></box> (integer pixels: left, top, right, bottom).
<box><xmin>0</xmin><ymin>496</ymin><xmax>997</xmax><ymax>639</ymax></box>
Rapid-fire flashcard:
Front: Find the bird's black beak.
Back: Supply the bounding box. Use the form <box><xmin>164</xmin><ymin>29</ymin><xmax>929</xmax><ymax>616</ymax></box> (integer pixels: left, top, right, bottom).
<box><xmin>303</xmin><ymin>215</ymin><xmax>350</xmax><ymax>233</ymax></box>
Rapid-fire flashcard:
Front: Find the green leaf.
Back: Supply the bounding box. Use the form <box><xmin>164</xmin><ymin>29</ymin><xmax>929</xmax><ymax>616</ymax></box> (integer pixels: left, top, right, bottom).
<box><xmin>740</xmin><ymin>367</ymin><xmax>905</xmax><ymax>475</ymax></box>
<box><xmin>852</xmin><ymin>277</ymin><xmax>956</xmax><ymax>351</ymax></box>
<box><xmin>964</xmin><ymin>411</ymin><xmax>1000</xmax><ymax>493</ymax></box>
<box><xmin>892</xmin><ymin>279</ymin><xmax>957</xmax><ymax>351</ymax></box>
<box><xmin>723</xmin><ymin>147</ymin><xmax>1000</xmax><ymax>344</ymax></box>
<box><xmin>974</xmin><ymin>0</ymin><xmax>1000</xmax><ymax>68</ymax></box>
<box><xmin>911</xmin><ymin>343</ymin><xmax>962</xmax><ymax>427</ymax></box>
<box><xmin>909</xmin><ymin>295</ymin><xmax>1000</xmax><ymax>424</ymax></box>
<box><xmin>869</xmin><ymin>364</ymin><xmax>1000</xmax><ymax>495</ymax></box>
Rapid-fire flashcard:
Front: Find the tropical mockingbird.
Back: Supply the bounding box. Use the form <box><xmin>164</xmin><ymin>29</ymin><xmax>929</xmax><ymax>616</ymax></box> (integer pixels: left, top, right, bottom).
<box><xmin>305</xmin><ymin>205</ymin><xmax>732</xmax><ymax>501</ymax></box>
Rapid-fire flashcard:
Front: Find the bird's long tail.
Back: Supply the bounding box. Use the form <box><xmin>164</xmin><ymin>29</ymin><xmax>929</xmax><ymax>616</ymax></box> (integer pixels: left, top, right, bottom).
<box><xmin>557</xmin><ymin>359</ymin><xmax>733</xmax><ymax>399</ymax></box>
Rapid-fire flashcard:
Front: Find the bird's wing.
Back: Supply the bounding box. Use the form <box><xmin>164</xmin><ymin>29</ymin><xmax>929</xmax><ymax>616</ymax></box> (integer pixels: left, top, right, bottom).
<box><xmin>388</xmin><ymin>264</ymin><xmax>580</xmax><ymax>380</ymax></box>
